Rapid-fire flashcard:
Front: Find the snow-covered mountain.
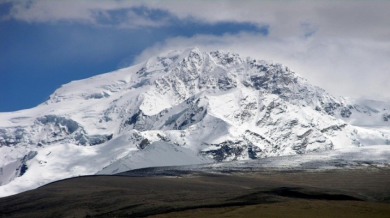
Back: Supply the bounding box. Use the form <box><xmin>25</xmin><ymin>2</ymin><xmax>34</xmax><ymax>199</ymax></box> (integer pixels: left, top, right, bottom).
<box><xmin>1</xmin><ymin>47</ymin><xmax>389</xmax><ymax>197</ymax></box>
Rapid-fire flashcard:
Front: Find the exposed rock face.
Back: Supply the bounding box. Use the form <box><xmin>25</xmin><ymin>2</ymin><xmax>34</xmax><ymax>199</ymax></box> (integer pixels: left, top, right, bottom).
<box><xmin>0</xmin><ymin>47</ymin><xmax>389</xmax><ymax>195</ymax></box>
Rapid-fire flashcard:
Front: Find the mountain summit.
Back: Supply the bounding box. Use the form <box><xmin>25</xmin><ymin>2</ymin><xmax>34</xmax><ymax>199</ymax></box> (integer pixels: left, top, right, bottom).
<box><xmin>1</xmin><ymin>47</ymin><xmax>389</xmax><ymax>196</ymax></box>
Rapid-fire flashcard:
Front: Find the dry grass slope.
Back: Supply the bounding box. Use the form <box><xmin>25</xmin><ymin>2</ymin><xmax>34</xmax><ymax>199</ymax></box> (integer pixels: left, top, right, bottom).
<box><xmin>0</xmin><ymin>168</ymin><xmax>389</xmax><ymax>218</ymax></box>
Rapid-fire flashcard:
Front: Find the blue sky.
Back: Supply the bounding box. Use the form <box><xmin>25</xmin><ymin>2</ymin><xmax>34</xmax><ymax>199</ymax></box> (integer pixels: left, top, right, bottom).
<box><xmin>1</xmin><ymin>1</ymin><xmax>390</xmax><ymax>111</ymax></box>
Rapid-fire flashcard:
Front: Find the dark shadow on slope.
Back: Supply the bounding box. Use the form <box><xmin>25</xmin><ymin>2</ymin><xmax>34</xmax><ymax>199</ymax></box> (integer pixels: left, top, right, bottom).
<box><xmin>264</xmin><ymin>187</ymin><xmax>363</xmax><ymax>201</ymax></box>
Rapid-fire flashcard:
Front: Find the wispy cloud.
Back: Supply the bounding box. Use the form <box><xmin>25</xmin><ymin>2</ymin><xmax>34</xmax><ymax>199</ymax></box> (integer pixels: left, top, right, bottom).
<box><xmin>3</xmin><ymin>1</ymin><xmax>390</xmax><ymax>40</ymax></box>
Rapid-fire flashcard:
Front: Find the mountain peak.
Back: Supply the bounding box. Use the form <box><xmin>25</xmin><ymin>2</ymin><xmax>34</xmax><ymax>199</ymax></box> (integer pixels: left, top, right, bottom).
<box><xmin>1</xmin><ymin>48</ymin><xmax>389</xmax><ymax>197</ymax></box>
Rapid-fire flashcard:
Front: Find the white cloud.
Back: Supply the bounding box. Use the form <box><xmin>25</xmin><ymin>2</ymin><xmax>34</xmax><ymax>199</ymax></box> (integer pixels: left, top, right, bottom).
<box><xmin>148</xmin><ymin>1</ymin><xmax>390</xmax><ymax>41</ymax></box>
<box><xmin>1</xmin><ymin>0</ymin><xmax>167</xmax><ymax>28</ymax></box>
<box><xmin>134</xmin><ymin>32</ymin><xmax>390</xmax><ymax>101</ymax></box>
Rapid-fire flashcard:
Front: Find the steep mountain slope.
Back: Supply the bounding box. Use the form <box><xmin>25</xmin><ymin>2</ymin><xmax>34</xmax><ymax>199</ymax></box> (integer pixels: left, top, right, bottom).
<box><xmin>0</xmin><ymin>48</ymin><xmax>389</xmax><ymax>197</ymax></box>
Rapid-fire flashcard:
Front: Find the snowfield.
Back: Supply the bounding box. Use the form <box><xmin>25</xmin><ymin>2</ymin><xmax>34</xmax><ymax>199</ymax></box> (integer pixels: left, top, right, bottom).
<box><xmin>0</xmin><ymin>47</ymin><xmax>389</xmax><ymax>197</ymax></box>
